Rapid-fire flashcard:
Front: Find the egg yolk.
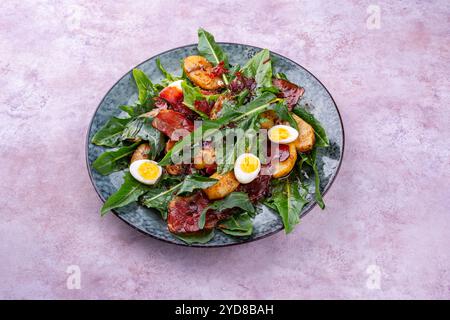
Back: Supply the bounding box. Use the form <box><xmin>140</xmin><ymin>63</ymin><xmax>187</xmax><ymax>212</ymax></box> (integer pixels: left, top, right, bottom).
<box><xmin>270</xmin><ymin>127</ymin><xmax>290</xmax><ymax>142</ymax></box>
<box><xmin>138</xmin><ymin>162</ymin><xmax>159</xmax><ymax>180</ymax></box>
<box><xmin>240</xmin><ymin>156</ymin><xmax>259</xmax><ymax>173</ymax></box>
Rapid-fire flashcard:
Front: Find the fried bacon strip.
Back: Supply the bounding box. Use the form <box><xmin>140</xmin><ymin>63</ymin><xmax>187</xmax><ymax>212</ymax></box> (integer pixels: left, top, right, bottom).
<box><xmin>272</xmin><ymin>78</ymin><xmax>305</xmax><ymax>110</ymax></box>
<box><xmin>167</xmin><ymin>192</ymin><xmax>232</xmax><ymax>234</ymax></box>
<box><xmin>151</xmin><ymin>109</ymin><xmax>194</xmax><ymax>141</ymax></box>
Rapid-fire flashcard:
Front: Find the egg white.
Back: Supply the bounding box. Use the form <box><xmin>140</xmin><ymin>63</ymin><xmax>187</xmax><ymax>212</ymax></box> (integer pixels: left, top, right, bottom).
<box><xmin>129</xmin><ymin>160</ymin><xmax>162</xmax><ymax>185</ymax></box>
<box><xmin>268</xmin><ymin>125</ymin><xmax>299</xmax><ymax>144</ymax></box>
<box><xmin>168</xmin><ymin>80</ymin><xmax>183</xmax><ymax>91</ymax></box>
<box><xmin>234</xmin><ymin>153</ymin><xmax>261</xmax><ymax>184</ymax></box>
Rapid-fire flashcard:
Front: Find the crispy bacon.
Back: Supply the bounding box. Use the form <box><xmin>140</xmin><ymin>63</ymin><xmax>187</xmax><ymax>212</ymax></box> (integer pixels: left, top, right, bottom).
<box><xmin>159</xmin><ymin>86</ymin><xmax>183</xmax><ymax>106</ymax></box>
<box><xmin>167</xmin><ymin>192</ymin><xmax>233</xmax><ymax>234</ymax></box>
<box><xmin>204</xmin><ymin>163</ymin><xmax>217</xmax><ymax>176</ymax></box>
<box><xmin>272</xmin><ymin>78</ymin><xmax>305</xmax><ymax>110</ymax></box>
<box><xmin>171</xmin><ymin>103</ymin><xmax>197</xmax><ymax>120</ymax></box>
<box><xmin>159</xmin><ymin>85</ymin><xmax>197</xmax><ymax>120</ymax></box>
<box><xmin>209</xmin><ymin>61</ymin><xmax>229</xmax><ymax>78</ymax></box>
<box><xmin>273</xmin><ymin>144</ymin><xmax>290</xmax><ymax>162</ymax></box>
<box><xmin>153</xmin><ymin>97</ymin><xmax>169</xmax><ymax>109</ymax></box>
<box><xmin>237</xmin><ymin>175</ymin><xmax>272</xmax><ymax>203</ymax></box>
<box><xmin>165</xmin><ymin>139</ymin><xmax>177</xmax><ymax>153</ymax></box>
<box><xmin>194</xmin><ymin>99</ymin><xmax>214</xmax><ymax>115</ymax></box>
<box><xmin>152</xmin><ymin>109</ymin><xmax>194</xmax><ymax>141</ymax></box>
<box><xmin>261</xmin><ymin>133</ymin><xmax>291</xmax><ymax>163</ymax></box>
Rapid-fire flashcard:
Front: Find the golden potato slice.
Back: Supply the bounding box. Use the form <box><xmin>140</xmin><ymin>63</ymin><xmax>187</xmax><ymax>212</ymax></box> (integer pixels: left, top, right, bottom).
<box><xmin>183</xmin><ymin>55</ymin><xmax>224</xmax><ymax>90</ymax></box>
<box><xmin>183</xmin><ymin>55</ymin><xmax>211</xmax><ymax>73</ymax></box>
<box><xmin>209</xmin><ymin>95</ymin><xmax>225</xmax><ymax>120</ymax></box>
<box><xmin>260</xmin><ymin>110</ymin><xmax>278</xmax><ymax>129</ymax></box>
<box><xmin>130</xmin><ymin>143</ymin><xmax>150</xmax><ymax>163</ymax></box>
<box><xmin>203</xmin><ymin>171</ymin><xmax>240</xmax><ymax>200</ymax></box>
<box><xmin>194</xmin><ymin>147</ymin><xmax>216</xmax><ymax>170</ymax></box>
<box><xmin>272</xmin><ymin>142</ymin><xmax>297</xmax><ymax>178</ymax></box>
<box><xmin>292</xmin><ymin>113</ymin><xmax>315</xmax><ymax>153</ymax></box>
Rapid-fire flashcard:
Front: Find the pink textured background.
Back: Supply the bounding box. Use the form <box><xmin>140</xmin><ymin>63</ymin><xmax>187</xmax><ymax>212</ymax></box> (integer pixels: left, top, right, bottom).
<box><xmin>1</xmin><ymin>0</ymin><xmax>449</xmax><ymax>299</ymax></box>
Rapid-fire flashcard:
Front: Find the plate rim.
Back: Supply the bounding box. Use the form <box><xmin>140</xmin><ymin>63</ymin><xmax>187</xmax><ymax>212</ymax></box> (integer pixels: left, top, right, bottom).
<box><xmin>85</xmin><ymin>42</ymin><xmax>345</xmax><ymax>248</ymax></box>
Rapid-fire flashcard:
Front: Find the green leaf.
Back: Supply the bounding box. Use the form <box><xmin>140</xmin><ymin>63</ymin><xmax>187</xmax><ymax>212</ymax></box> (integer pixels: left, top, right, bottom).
<box><xmin>119</xmin><ymin>103</ymin><xmax>153</xmax><ymax>118</ymax></box>
<box><xmin>92</xmin><ymin>142</ymin><xmax>139</xmax><ymax>175</ymax></box>
<box><xmin>180</xmin><ymin>81</ymin><xmax>210</xmax><ymax>119</ymax></box>
<box><xmin>119</xmin><ymin>105</ymin><xmax>137</xmax><ymax>117</ymax></box>
<box><xmin>91</xmin><ymin>117</ymin><xmax>132</xmax><ymax>147</ymax></box>
<box><xmin>264</xmin><ymin>177</ymin><xmax>308</xmax><ymax>233</ymax></box>
<box><xmin>216</xmin><ymin>129</ymin><xmax>245</xmax><ymax>174</ymax></box>
<box><xmin>215</xmin><ymin>99</ymin><xmax>238</xmax><ymax>119</ymax></box>
<box><xmin>140</xmin><ymin>186</ymin><xmax>176</xmax><ymax>220</ymax></box>
<box><xmin>158</xmin><ymin>120</ymin><xmax>220</xmax><ymax>166</ymax></box>
<box><xmin>275</xmin><ymin>72</ymin><xmax>288</xmax><ymax>80</ymax></box>
<box><xmin>219</xmin><ymin>92</ymin><xmax>278</xmax><ymax>124</ymax></box>
<box><xmin>197</xmin><ymin>28</ymin><xmax>229</xmax><ymax>85</ymax></box>
<box><xmin>140</xmin><ymin>187</ymin><xmax>168</xmax><ymax>217</ymax></box>
<box><xmin>241</xmin><ymin>49</ymin><xmax>273</xmax><ymax>88</ymax></box>
<box><xmin>218</xmin><ymin>212</ymin><xmax>253</xmax><ymax>237</ymax></box>
<box><xmin>197</xmin><ymin>28</ymin><xmax>228</xmax><ymax>66</ymax></box>
<box><xmin>155</xmin><ymin>58</ymin><xmax>179</xmax><ymax>83</ymax></box>
<box><xmin>176</xmin><ymin>175</ymin><xmax>218</xmax><ymax>195</ymax></box>
<box><xmin>132</xmin><ymin>69</ymin><xmax>157</xmax><ymax>106</ymax></box>
<box><xmin>121</xmin><ymin>117</ymin><xmax>164</xmax><ymax>159</ymax></box>
<box><xmin>198</xmin><ymin>192</ymin><xmax>255</xmax><ymax>229</ymax></box>
<box><xmin>236</xmin><ymin>88</ymin><xmax>249</xmax><ymax>105</ymax></box>
<box><xmin>215</xmin><ymin>114</ymin><xmax>260</xmax><ymax>174</ymax></box>
<box><xmin>100</xmin><ymin>172</ymin><xmax>150</xmax><ymax>215</ymax></box>
<box><xmin>293</xmin><ymin>106</ymin><xmax>329</xmax><ymax>147</ymax></box>
<box><xmin>159</xmin><ymin>93</ymin><xmax>277</xmax><ymax>166</ymax></box>
<box><xmin>300</xmin><ymin>148</ymin><xmax>325</xmax><ymax>209</ymax></box>
<box><xmin>238</xmin><ymin>92</ymin><xmax>278</xmax><ymax>117</ymax></box>
<box><xmin>174</xmin><ymin>230</ymin><xmax>215</xmax><ymax>245</ymax></box>
<box><xmin>270</xmin><ymin>102</ymin><xmax>298</xmax><ymax>131</ymax></box>
<box><xmin>257</xmin><ymin>85</ymin><xmax>280</xmax><ymax>96</ymax></box>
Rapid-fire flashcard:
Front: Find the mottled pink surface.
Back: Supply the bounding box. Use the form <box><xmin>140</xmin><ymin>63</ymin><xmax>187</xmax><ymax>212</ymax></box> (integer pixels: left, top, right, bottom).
<box><xmin>0</xmin><ymin>0</ymin><xmax>449</xmax><ymax>300</ymax></box>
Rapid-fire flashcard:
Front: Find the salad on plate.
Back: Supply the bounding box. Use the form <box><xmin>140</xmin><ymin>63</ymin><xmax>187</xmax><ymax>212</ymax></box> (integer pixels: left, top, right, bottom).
<box><xmin>91</xmin><ymin>28</ymin><xmax>330</xmax><ymax>244</ymax></box>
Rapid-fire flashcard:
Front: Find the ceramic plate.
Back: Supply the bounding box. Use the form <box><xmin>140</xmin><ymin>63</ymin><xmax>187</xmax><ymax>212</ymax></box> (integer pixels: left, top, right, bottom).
<box><xmin>86</xmin><ymin>43</ymin><xmax>344</xmax><ymax>247</ymax></box>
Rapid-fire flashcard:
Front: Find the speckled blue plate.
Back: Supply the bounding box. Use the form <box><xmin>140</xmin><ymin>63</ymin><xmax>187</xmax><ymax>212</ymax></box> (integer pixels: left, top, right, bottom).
<box><xmin>86</xmin><ymin>43</ymin><xmax>344</xmax><ymax>247</ymax></box>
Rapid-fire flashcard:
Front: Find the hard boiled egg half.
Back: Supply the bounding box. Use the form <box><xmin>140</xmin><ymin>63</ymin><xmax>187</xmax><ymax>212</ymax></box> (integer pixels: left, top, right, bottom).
<box><xmin>234</xmin><ymin>153</ymin><xmax>261</xmax><ymax>184</ymax></box>
<box><xmin>130</xmin><ymin>160</ymin><xmax>162</xmax><ymax>185</ymax></box>
<box><xmin>167</xmin><ymin>79</ymin><xmax>183</xmax><ymax>91</ymax></box>
<box><xmin>268</xmin><ymin>125</ymin><xmax>299</xmax><ymax>144</ymax></box>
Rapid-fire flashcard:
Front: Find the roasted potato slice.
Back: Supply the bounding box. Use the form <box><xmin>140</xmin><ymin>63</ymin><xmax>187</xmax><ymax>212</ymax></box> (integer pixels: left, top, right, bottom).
<box><xmin>209</xmin><ymin>95</ymin><xmax>225</xmax><ymax>120</ymax></box>
<box><xmin>183</xmin><ymin>55</ymin><xmax>224</xmax><ymax>90</ymax></box>
<box><xmin>194</xmin><ymin>147</ymin><xmax>216</xmax><ymax>170</ymax></box>
<box><xmin>272</xmin><ymin>142</ymin><xmax>297</xmax><ymax>178</ymax></box>
<box><xmin>260</xmin><ymin>110</ymin><xmax>278</xmax><ymax>129</ymax></box>
<box><xmin>130</xmin><ymin>143</ymin><xmax>151</xmax><ymax>163</ymax></box>
<box><xmin>292</xmin><ymin>113</ymin><xmax>315</xmax><ymax>153</ymax></box>
<box><xmin>203</xmin><ymin>171</ymin><xmax>240</xmax><ymax>200</ymax></box>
